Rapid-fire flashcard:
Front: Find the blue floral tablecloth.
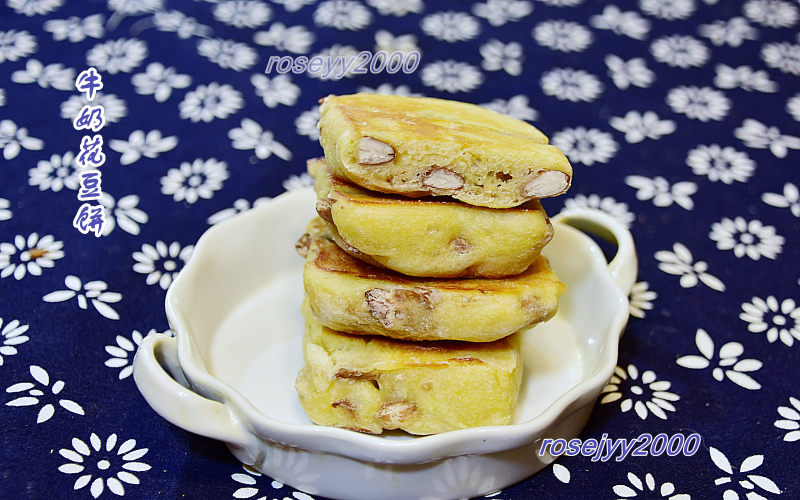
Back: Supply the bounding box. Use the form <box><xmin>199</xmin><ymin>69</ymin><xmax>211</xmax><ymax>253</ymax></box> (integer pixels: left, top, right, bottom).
<box><xmin>1</xmin><ymin>0</ymin><xmax>799</xmax><ymax>498</ymax></box>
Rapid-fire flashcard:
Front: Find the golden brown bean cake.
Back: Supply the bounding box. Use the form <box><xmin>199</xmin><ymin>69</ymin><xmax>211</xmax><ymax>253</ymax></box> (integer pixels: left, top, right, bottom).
<box><xmin>317</xmin><ymin>94</ymin><xmax>572</xmax><ymax>209</ymax></box>
<box><xmin>295</xmin><ymin>301</ymin><xmax>523</xmax><ymax>435</ymax></box>
<box><xmin>300</xmin><ymin>218</ymin><xmax>565</xmax><ymax>342</ymax></box>
<box><xmin>308</xmin><ymin>158</ymin><xmax>554</xmax><ymax>278</ymax></box>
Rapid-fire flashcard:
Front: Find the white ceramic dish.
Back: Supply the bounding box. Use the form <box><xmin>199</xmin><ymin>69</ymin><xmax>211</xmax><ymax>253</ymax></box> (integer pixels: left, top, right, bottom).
<box><xmin>133</xmin><ymin>188</ymin><xmax>636</xmax><ymax>500</ymax></box>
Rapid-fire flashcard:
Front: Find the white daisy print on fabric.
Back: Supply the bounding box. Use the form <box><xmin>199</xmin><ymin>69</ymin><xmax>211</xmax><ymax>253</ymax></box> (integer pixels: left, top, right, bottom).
<box><xmin>552</xmin><ymin>127</ymin><xmax>618</xmax><ymax>166</ymax></box>
<box><xmin>552</xmin><ymin>463</ymin><xmax>570</xmax><ymax>484</ymax></box>
<box><xmin>0</xmin><ymin>317</ymin><xmax>30</xmax><ymax>366</ymax></box>
<box><xmin>229</xmin><ymin>119</ymin><xmax>293</xmax><ymax>160</ymax></box>
<box><xmin>479</xmin><ymin>39</ymin><xmax>523</xmax><ymax>76</ymax></box>
<box><xmin>295</xmin><ymin>105</ymin><xmax>320</xmax><ymax>141</ymax></box>
<box><xmin>109</xmin><ymin>130</ymin><xmax>177</xmax><ymax>165</ymax></box>
<box><xmin>6</xmin><ymin>365</ymin><xmax>84</xmax><ymax>423</ymax></box>
<box><xmin>714</xmin><ymin>64</ymin><xmax>777</xmax><ymax>92</ymax></box>
<box><xmin>734</xmin><ymin>119</ymin><xmax>800</xmax><ymax>158</ymax></box>
<box><xmin>374</xmin><ymin>30</ymin><xmax>419</xmax><ymax>55</ymax></box>
<box><xmin>0</xmin><ymin>119</ymin><xmax>44</xmax><ymax>160</ymax></box>
<box><xmin>98</xmin><ymin>193</ymin><xmax>148</xmax><ymax>236</ymax></box>
<box><xmin>254</xmin><ymin>23</ymin><xmax>315</xmax><ymax>54</ymax></box>
<box><xmin>153</xmin><ymin>10</ymin><xmax>211</xmax><ymax>39</ymax></box>
<box><xmin>709</xmin><ymin>448</ymin><xmax>781</xmax><ymax>498</ymax></box>
<box><xmin>743</xmin><ymin>0</ymin><xmax>798</xmax><ymax>28</ymax></box>
<box><xmin>612</xmin><ymin>472</ymin><xmax>689</xmax><ymax>500</ymax></box>
<box><xmin>308</xmin><ymin>44</ymin><xmax>359</xmax><ymax>79</ymax></box>
<box><xmin>481</xmin><ymin>95</ymin><xmax>537</xmax><ymax>121</ymax></box>
<box><xmin>600</xmin><ymin>364</ymin><xmax>680</xmax><ymax>420</ymax></box>
<box><xmin>605</xmin><ymin>56</ymin><xmax>654</xmax><ymax>90</ymax></box>
<box><xmin>788</xmin><ymin>94</ymin><xmax>800</xmax><ymax>121</ymax></box>
<box><xmin>655</xmin><ymin>243</ymin><xmax>726</xmax><ymax>291</ymax></box>
<box><xmin>357</xmin><ymin>83</ymin><xmax>421</xmax><ymax>96</ymax></box>
<box><xmin>314</xmin><ymin>0</ymin><xmax>372</xmax><ymax>30</ymax></box>
<box><xmin>11</xmin><ymin>59</ymin><xmax>75</xmax><ymax>90</ymax></box>
<box><xmin>421</xmin><ymin>12</ymin><xmax>480</xmax><ymax>43</ymax></box>
<box><xmin>105</xmin><ymin>330</ymin><xmax>170</xmax><ymax>380</ymax></box>
<box><xmin>698</xmin><ymin>17</ymin><xmax>758</xmax><ymax>47</ymax></box>
<box><xmin>43</xmin><ymin>276</ymin><xmax>122</xmax><ymax>320</ymax></box>
<box><xmin>540</xmin><ymin>68</ymin><xmax>602</xmax><ymax>103</ymax></box>
<box><xmin>250</xmin><ymin>74</ymin><xmax>300</xmax><ymax>108</ymax></box>
<box><xmin>589</xmin><ymin>6</ymin><xmax>650</xmax><ymax>40</ymax></box>
<box><xmin>161</xmin><ymin>158</ymin><xmax>229</xmax><ymax>204</ymax></box>
<box><xmin>677</xmin><ymin>328</ymin><xmax>762</xmax><ymax>390</ymax></box>
<box><xmin>273</xmin><ymin>0</ymin><xmax>316</xmax><ymax>13</ymax></box>
<box><xmin>29</xmin><ymin>151</ymin><xmax>79</xmax><ymax>192</ymax></box>
<box><xmin>7</xmin><ymin>0</ymin><xmax>63</xmax><ymax>16</ymax></box>
<box><xmin>366</xmin><ymin>0</ymin><xmax>422</xmax><ymax>16</ymax></box>
<box><xmin>760</xmin><ymin>42</ymin><xmax>800</xmax><ymax>75</ymax></box>
<box><xmin>666</xmin><ymin>86</ymin><xmax>730</xmax><ymax>122</ymax></box>
<box><xmin>0</xmin><ymin>88</ymin><xmax>5</xmax><ymax>107</ymax></box>
<box><xmin>107</xmin><ymin>0</ymin><xmax>162</xmax><ymax>17</ymax></box>
<box><xmin>58</xmin><ymin>433</ymin><xmax>151</xmax><ymax>498</ymax></box>
<box><xmin>472</xmin><ymin>0</ymin><xmax>532</xmax><ymax>27</ymax></box>
<box><xmin>421</xmin><ymin>60</ymin><xmax>483</xmax><ymax>93</ymax></box>
<box><xmin>0</xmin><ymin>30</ymin><xmax>37</xmax><ymax>62</ymax></box>
<box><xmin>533</xmin><ymin>20</ymin><xmax>593</xmax><ymax>52</ymax></box>
<box><xmin>86</xmin><ymin>38</ymin><xmax>147</xmax><ymax>74</ymax></box>
<box><xmin>230</xmin><ymin>464</ymin><xmax>312</xmax><ymax>500</ymax></box>
<box><xmin>774</xmin><ymin>397</ymin><xmax>800</xmax><ymax>442</ymax></box>
<box><xmin>564</xmin><ymin>194</ymin><xmax>634</xmax><ymax>227</ymax></box>
<box><xmin>132</xmin><ymin>241</ymin><xmax>193</xmax><ymax>290</ymax></box>
<box><xmin>628</xmin><ymin>281</ymin><xmax>657</xmax><ymax>318</ymax></box>
<box><xmin>131</xmin><ymin>62</ymin><xmax>191</xmax><ymax>102</ymax></box>
<box><xmin>197</xmin><ymin>39</ymin><xmax>258</xmax><ymax>72</ymax></box>
<box><xmin>44</xmin><ymin>14</ymin><xmax>105</xmax><ymax>42</ymax></box>
<box><xmin>762</xmin><ymin>183</ymin><xmax>800</xmax><ymax>217</ymax></box>
<box><xmin>283</xmin><ymin>173</ymin><xmax>314</xmax><ymax>192</ymax></box>
<box><xmin>651</xmin><ymin>35</ymin><xmax>710</xmax><ymax>68</ymax></box>
<box><xmin>207</xmin><ymin>197</ymin><xmax>272</xmax><ymax>225</ymax></box>
<box><xmin>0</xmin><ymin>198</ymin><xmax>11</xmax><ymax>221</ymax></box>
<box><xmin>709</xmin><ymin>217</ymin><xmax>783</xmax><ymax>260</ymax></box>
<box><xmin>611</xmin><ymin>112</ymin><xmax>676</xmax><ymax>143</ymax></box>
<box><xmin>214</xmin><ymin>0</ymin><xmax>272</xmax><ymax>28</ymax></box>
<box><xmin>180</xmin><ymin>83</ymin><xmax>244</xmax><ymax>123</ymax></box>
<box><xmin>537</xmin><ymin>0</ymin><xmax>584</xmax><ymax>5</ymax></box>
<box><xmin>639</xmin><ymin>0</ymin><xmax>695</xmax><ymax>20</ymax></box>
<box><xmin>0</xmin><ymin>233</ymin><xmax>64</xmax><ymax>280</ymax></box>
<box><xmin>61</xmin><ymin>92</ymin><xmax>127</xmax><ymax>123</ymax></box>
<box><xmin>740</xmin><ymin>296</ymin><xmax>800</xmax><ymax>347</ymax></box>
<box><xmin>686</xmin><ymin>144</ymin><xmax>755</xmax><ymax>184</ymax></box>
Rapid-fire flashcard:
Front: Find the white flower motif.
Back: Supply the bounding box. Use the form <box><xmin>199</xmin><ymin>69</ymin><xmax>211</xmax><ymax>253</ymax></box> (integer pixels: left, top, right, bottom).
<box><xmin>308</xmin><ymin>44</ymin><xmax>359</xmax><ymax>79</ymax></box>
<box><xmin>699</xmin><ymin>17</ymin><xmax>758</xmax><ymax>47</ymax></box>
<box><xmin>714</xmin><ymin>64</ymin><xmax>777</xmax><ymax>92</ymax></box>
<box><xmin>105</xmin><ymin>330</ymin><xmax>170</xmax><ymax>380</ymax></box>
<box><xmin>740</xmin><ymin>296</ymin><xmax>800</xmax><ymax>346</ymax></box>
<box><xmin>58</xmin><ymin>432</ymin><xmax>151</xmax><ymax>498</ymax></box>
<box><xmin>605</xmin><ymin>56</ymin><xmax>654</xmax><ymax>90</ymax></box>
<box><xmin>552</xmin><ymin>127</ymin><xmax>618</xmax><ymax>166</ymax></box>
<box><xmin>180</xmin><ymin>83</ymin><xmax>244</xmax><ymax>123</ymax></box>
<box><xmin>533</xmin><ymin>20</ymin><xmax>592</xmax><ymax>52</ymax></box>
<box><xmin>677</xmin><ymin>328</ymin><xmax>762</xmax><ymax>390</ymax></box>
<box><xmin>0</xmin><ymin>317</ymin><xmax>29</xmax><ymax>366</ymax></box>
<box><xmin>250</xmin><ymin>74</ymin><xmax>300</xmax><ymax>108</ymax></box>
<box><xmin>709</xmin><ymin>447</ymin><xmax>781</xmax><ymax>498</ymax></box>
<box><xmin>639</xmin><ymin>0</ymin><xmax>695</xmax><ymax>20</ymax></box>
<box><xmin>314</xmin><ymin>0</ymin><xmax>372</xmax><ymax>30</ymax></box>
<box><xmin>11</xmin><ymin>58</ymin><xmax>75</xmax><ymax>90</ymax></box>
<box><xmin>421</xmin><ymin>11</ymin><xmax>480</xmax><ymax>42</ymax></box>
<box><xmin>686</xmin><ymin>144</ymin><xmax>754</xmax><ymax>184</ymax></box>
<box><xmin>564</xmin><ymin>194</ymin><xmax>634</xmax><ymax>227</ymax></box>
<box><xmin>214</xmin><ymin>0</ymin><xmax>272</xmax><ymax>28</ymax></box>
<box><xmin>611</xmin><ymin>111</ymin><xmax>676</xmax><ymax>143</ymax></box>
<box><xmin>5</xmin><ymin>365</ymin><xmax>84</xmax><ymax>423</ymax></box>
<box><xmin>541</xmin><ymin>68</ymin><xmax>603</xmax><ymax>102</ymax></box>
<box><xmin>254</xmin><ymin>23</ymin><xmax>315</xmax><ymax>54</ymax></box>
<box><xmin>0</xmin><ymin>197</ymin><xmax>11</xmax><ymax>221</ymax></box>
<box><xmin>374</xmin><ymin>30</ymin><xmax>419</xmax><ymax>55</ymax></box>
<box><xmin>272</xmin><ymin>0</ymin><xmax>316</xmax><ymax>12</ymax></box>
<box><xmin>537</xmin><ymin>0</ymin><xmax>583</xmax><ymax>5</ymax></box>
<box><xmin>552</xmin><ymin>463</ymin><xmax>570</xmax><ymax>484</ymax></box>
<box><xmin>590</xmin><ymin>6</ymin><xmax>650</xmax><ymax>40</ymax></box>
<box><xmin>744</xmin><ymin>0</ymin><xmax>798</xmax><ymax>28</ymax></box>
<box><xmin>7</xmin><ymin>0</ymin><xmax>63</xmax><ymax>16</ymax></box>
<box><xmin>788</xmin><ymin>94</ymin><xmax>800</xmax><ymax>121</ymax></box>
<box><xmin>43</xmin><ymin>276</ymin><xmax>122</xmax><ymax>320</ymax></box>
<box><xmin>421</xmin><ymin>60</ymin><xmax>483</xmax><ymax>93</ymax></box>
<box><xmin>612</xmin><ymin>472</ymin><xmax>689</xmax><ymax>499</ymax></box>
<box><xmin>0</xmin><ymin>30</ymin><xmax>37</xmax><ymax>63</ymax></box>
<box><xmin>625</xmin><ymin>175</ymin><xmax>696</xmax><ymax>210</ymax></box>
<box><xmin>366</xmin><ymin>0</ymin><xmax>422</xmax><ymax>16</ymax></box>
<box><xmin>710</xmin><ymin>217</ymin><xmax>783</xmax><ymax>260</ymax></box>
<box><xmin>86</xmin><ymin>38</ymin><xmax>147</xmax><ymax>74</ymax></box>
<box><xmin>161</xmin><ymin>158</ymin><xmax>229</xmax><ymax>204</ymax></box>
<box><xmin>472</xmin><ymin>0</ymin><xmax>532</xmax><ymax>27</ymax></box>
<box><xmin>97</xmin><ymin>193</ymin><xmax>148</xmax><ymax>236</ymax></box>
<box><xmin>107</xmin><ymin>0</ymin><xmax>162</xmax><ymax>16</ymax></box>
<box><xmin>357</xmin><ymin>83</ymin><xmax>421</xmax><ymax>96</ymax></box>
<box><xmin>600</xmin><ymin>364</ymin><xmax>680</xmax><ymax>420</ymax></box>
<box><xmin>153</xmin><ymin>10</ymin><xmax>211</xmax><ymax>39</ymax></box>
<box><xmin>28</xmin><ymin>151</ymin><xmax>79</xmax><ymax>192</ymax></box>
<box><xmin>666</xmin><ymin>86</ymin><xmax>730</xmax><ymax>122</ymax></box>
<box><xmin>61</xmin><ymin>92</ymin><xmax>127</xmax><ymax>123</ymax></box>
<box><xmin>762</xmin><ymin>182</ymin><xmax>800</xmax><ymax>217</ymax></box>
<box><xmin>655</xmin><ymin>243</ymin><xmax>726</xmax><ymax>291</ymax></box>
<box><xmin>0</xmin><ymin>233</ymin><xmax>64</xmax><ymax>280</ymax></box>
<box><xmin>131</xmin><ymin>62</ymin><xmax>191</xmax><ymax>102</ymax></box>
<box><xmin>231</xmin><ymin>464</ymin><xmax>291</xmax><ymax>500</ymax></box>
<box><xmin>109</xmin><ymin>130</ymin><xmax>178</xmax><ymax>165</ymax></box>
<box><xmin>0</xmin><ymin>88</ymin><xmax>5</xmax><ymax>107</ymax></box>
<box><xmin>295</xmin><ymin>106</ymin><xmax>320</xmax><ymax>141</ymax></box>
<box><xmin>734</xmin><ymin>119</ymin><xmax>800</xmax><ymax>158</ymax></box>
<box><xmin>651</xmin><ymin>35</ymin><xmax>710</xmax><ymax>68</ymax></box>
<box><xmin>479</xmin><ymin>39</ymin><xmax>523</xmax><ymax>76</ymax></box>
<box><xmin>481</xmin><ymin>95</ymin><xmax>537</xmax><ymax>121</ymax></box>
<box><xmin>207</xmin><ymin>197</ymin><xmax>272</xmax><ymax>225</ymax></box>
<box><xmin>774</xmin><ymin>397</ymin><xmax>800</xmax><ymax>442</ymax></box>
<box><xmin>761</xmin><ymin>42</ymin><xmax>800</xmax><ymax>75</ymax></box>
<box><xmin>44</xmin><ymin>14</ymin><xmax>105</xmax><ymax>42</ymax></box>
<box><xmin>133</xmin><ymin>241</ymin><xmax>193</xmax><ymax>290</ymax></box>
<box><xmin>628</xmin><ymin>281</ymin><xmax>657</xmax><ymax>318</ymax></box>
<box><xmin>197</xmin><ymin>39</ymin><xmax>258</xmax><ymax>72</ymax></box>
<box><xmin>0</xmin><ymin>119</ymin><xmax>44</xmax><ymax>160</ymax></box>
<box><xmin>283</xmin><ymin>173</ymin><xmax>314</xmax><ymax>192</ymax></box>
<box><xmin>228</xmin><ymin>119</ymin><xmax>292</xmax><ymax>161</ymax></box>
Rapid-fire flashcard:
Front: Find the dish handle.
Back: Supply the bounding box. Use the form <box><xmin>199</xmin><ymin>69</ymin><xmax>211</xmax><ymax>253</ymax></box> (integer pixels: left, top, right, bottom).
<box><xmin>553</xmin><ymin>209</ymin><xmax>638</xmax><ymax>295</ymax></box>
<box><xmin>133</xmin><ymin>334</ymin><xmax>254</xmax><ymax>451</ymax></box>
